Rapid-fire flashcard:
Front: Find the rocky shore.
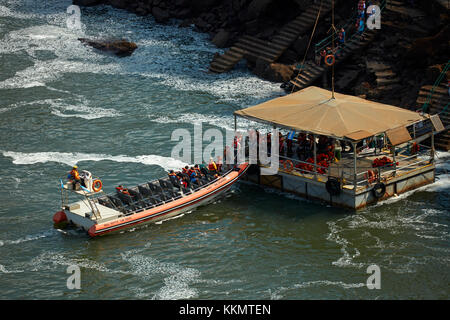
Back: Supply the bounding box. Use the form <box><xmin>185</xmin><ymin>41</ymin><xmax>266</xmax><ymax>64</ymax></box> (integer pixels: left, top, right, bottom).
<box><xmin>73</xmin><ymin>0</ymin><xmax>449</xmax><ymax>111</ymax></box>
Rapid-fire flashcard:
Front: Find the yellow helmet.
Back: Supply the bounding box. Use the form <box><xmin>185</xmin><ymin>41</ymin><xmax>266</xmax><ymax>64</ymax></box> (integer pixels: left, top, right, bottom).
<box><xmin>73</xmin><ymin>165</ymin><xmax>78</xmax><ymax>169</ymax></box>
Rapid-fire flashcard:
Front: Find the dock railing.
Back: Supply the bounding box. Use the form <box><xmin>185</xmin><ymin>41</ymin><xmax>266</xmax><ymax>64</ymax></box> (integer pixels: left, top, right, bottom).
<box><xmin>354</xmin><ymin>143</ymin><xmax>433</xmax><ymax>189</ymax></box>
<box><xmin>275</xmin><ymin>140</ymin><xmax>433</xmax><ymax>193</ymax></box>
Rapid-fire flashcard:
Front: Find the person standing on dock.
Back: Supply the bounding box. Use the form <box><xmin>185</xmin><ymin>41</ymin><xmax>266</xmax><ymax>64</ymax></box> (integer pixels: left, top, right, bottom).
<box><xmin>338</xmin><ymin>28</ymin><xmax>345</xmax><ymax>45</ymax></box>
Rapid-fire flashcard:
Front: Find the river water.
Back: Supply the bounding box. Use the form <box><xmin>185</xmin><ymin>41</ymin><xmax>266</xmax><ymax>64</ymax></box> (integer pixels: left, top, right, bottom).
<box><xmin>0</xmin><ymin>0</ymin><xmax>449</xmax><ymax>300</ymax></box>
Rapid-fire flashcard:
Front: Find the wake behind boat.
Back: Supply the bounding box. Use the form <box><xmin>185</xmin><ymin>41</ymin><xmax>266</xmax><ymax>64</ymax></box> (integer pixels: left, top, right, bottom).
<box><xmin>53</xmin><ymin>162</ymin><xmax>249</xmax><ymax>237</ymax></box>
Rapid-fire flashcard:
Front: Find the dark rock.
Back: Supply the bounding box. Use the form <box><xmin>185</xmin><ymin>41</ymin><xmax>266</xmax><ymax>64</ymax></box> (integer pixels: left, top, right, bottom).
<box><xmin>179</xmin><ymin>18</ymin><xmax>194</xmax><ymax>28</ymax></box>
<box><xmin>292</xmin><ymin>36</ymin><xmax>308</xmax><ymax>57</ymax></box>
<box><xmin>152</xmin><ymin>7</ymin><xmax>170</xmax><ymax>23</ymax></box>
<box><xmin>108</xmin><ymin>0</ymin><xmax>127</xmax><ymax>9</ymax></box>
<box><xmin>253</xmin><ymin>58</ymin><xmax>294</xmax><ymax>83</ymax></box>
<box><xmin>194</xmin><ymin>17</ymin><xmax>210</xmax><ymax>31</ymax></box>
<box><xmin>73</xmin><ymin>0</ymin><xmax>102</xmax><ymax>6</ymax></box>
<box><xmin>173</xmin><ymin>7</ymin><xmax>191</xmax><ymax>19</ymax></box>
<box><xmin>191</xmin><ymin>0</ymin><xmax>221</xmax><ymax>13</ymax></box>
<box><xmin>425</xmin><ymin>64</ymin><xmax>444</xmax><ymax>83</ymax></box>
<box><xmin>212</xmin><ymin>29</ymin><xmax>231</xmax><ymax>48</ymax></box>
<box><xmin>264</xmin><ymin>63</ymin><xmax>295</xmax><ymax>83</ymax></box>
<box><xmin>245</xmin><ymin>19</ymin><xmax>259</xmax><ymax>35</ymax></box>
<box><xmin>246</xmin><ymin>0</ymin><xmax>272</xmax><ymax>21</ymax></box>
<box><xmin>404</xmin><ymin>25</ymin><xmax>450</xmax><ymax>67</ymax></box>
<box><xmin>277</xmin><ymin>48</ymin><xmax>299</xmax><ymax>65</ymax></box>
<box><xmin>78</xmin><ymin>38</ymin><xmax>138</xmax><ymax>57</ymax></box>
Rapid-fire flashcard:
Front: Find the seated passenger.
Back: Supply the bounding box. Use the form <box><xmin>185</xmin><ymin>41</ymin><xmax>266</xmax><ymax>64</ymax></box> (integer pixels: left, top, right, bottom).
<box><xmin>116</xmin><ymin>185</ymin><xmax>130</xmax><ymax>196</ymax></box>
<box><xmin>194</xmin><ymin>164</ymin><xmax>203</xmax><ymax>177</ymax></box>
<box><xmin>189</xmin><ymin>169</ymin><xmax>198</xmax><ymax>184</ymax></box>
<box><xmin>168</xmin><ymin>170</ymin><xmax>180</xmax><ymax>186</ymax></box>
<box><xmin>182</xmin><ymin>166</ymin><xmax>189</xmax><ymax>174</ymax></box>
<box><xmin>208</xmin><ymin>158</ymin><xmax>218</xmax><ymax>173</ymax></box>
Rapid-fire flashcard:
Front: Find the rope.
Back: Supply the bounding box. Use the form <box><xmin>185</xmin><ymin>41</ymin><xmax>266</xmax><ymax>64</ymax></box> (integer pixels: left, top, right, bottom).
<box><xmin>331</xmin><ymin>0</ymin><xmax>335</xmax><ymax>99</ymax></box>
<box><xmin>290</xmin><ymin>0</ymin><xmax>323</xmax><ymax>94</ymax></box>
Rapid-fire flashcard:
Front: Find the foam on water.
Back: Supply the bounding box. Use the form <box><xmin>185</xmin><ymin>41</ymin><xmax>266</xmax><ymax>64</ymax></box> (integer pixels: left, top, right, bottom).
<box><xmin>1</xmin><ymin>150</ymin><xmax>188</xmax><ymax>170</ymax></box>
<box><xmin>121</xmin><ymin>251</ymin><xmax>201</xmax><ymax>300</ymax></box>
<box><xmin>1</xmin><ymin>230</ymin><xmax>56</xmax><ymax>246</ymax></box>
<box><xmin>150</xmin><ymin>112</ymin><xmax>270</xmax><ymax>132</ymax></box>
<box><xmin>48</xmin><ymin>98</ymin><xmax>121</xmax><ymax>119</ymax></box>
<box><xmin>1</xmin><ymin>97</ymin><xmax>121</xmax><ymax>119</ymax></box>
<box><xmin>0</xmin><ymin>0</ymin><xmax>281</xmax><ymax>107</ymax></box>
<box><xmin>28</xmin><ymin>251</ymin><xmax>113</xmax><ymax>273</ymax></box>
<box><xmin>270</xmin><ymin>280</ymin><xmax>366</xmax><ymax>299</ymax></box>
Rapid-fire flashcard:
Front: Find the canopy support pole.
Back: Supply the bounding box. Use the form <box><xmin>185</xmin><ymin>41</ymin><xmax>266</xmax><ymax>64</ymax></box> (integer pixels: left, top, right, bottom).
<box><xmin>393</xmin><ymin>145</ymin><xmax>397</xmax><ymax>176</ymax></box>
<box><xmin>430</xmin><ymin>117</ymin><xmax>435</xmax><ymax>162</ymax></box>
<box><xmin>353</xmin><ymin>142</ymin><xmax>357</xmax><ymax>192</ymax></box>
<box><xmin>313</xmin><ymin>134</ymin><xmax>317</xmax><ymax>180</ymax></box>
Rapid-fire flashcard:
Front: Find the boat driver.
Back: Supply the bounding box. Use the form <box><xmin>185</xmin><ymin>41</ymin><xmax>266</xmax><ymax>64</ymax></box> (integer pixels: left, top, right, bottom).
<box><xmin>68</xmin><ymin>165</ymin><xmax>82</xmax><ymax>190</ymax></box>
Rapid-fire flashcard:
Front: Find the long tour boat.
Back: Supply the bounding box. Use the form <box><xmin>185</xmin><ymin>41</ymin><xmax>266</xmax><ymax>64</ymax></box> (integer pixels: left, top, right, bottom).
<box><xmin>53</xmin><ymin>162</ymin><xmax>249</xmax><ymax>237</ymax></box>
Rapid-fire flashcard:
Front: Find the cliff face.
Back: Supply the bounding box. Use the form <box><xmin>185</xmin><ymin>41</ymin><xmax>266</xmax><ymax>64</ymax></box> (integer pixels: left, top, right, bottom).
<box><xmin>74</xmin><ymin>0</ymin><xmax>449</xmax><ymax>109</ymax></box>
<box><xmin>74</xmin><ymin>0</ymin><xmax>314</xmax><ymax>47</ymax></box>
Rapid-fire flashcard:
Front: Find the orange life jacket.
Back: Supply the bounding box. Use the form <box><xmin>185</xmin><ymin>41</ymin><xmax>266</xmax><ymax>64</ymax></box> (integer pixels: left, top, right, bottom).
<box><xmin>208</xmin><ymin>161</ymin><xmax>217</xmax><ymax>171</ymax></box>
<box><xmin>70</xmin><ymin>169</ymin><xmax>80</xmax><ymax>180</ymax></box>
<box><xmin>116</xmin><ymin>186</ymin><xmax>130</xmax><ymax>195</ymax></box>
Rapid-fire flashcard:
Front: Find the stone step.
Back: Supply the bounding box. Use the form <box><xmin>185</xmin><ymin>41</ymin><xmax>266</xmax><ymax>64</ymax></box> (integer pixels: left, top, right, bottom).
<box><xmin>236</xmin><ymin>37</ymin><xmax>282</xmax><ymax>56</ymax></box>
<box><xmin>241</xmin><ymin>35</ymin><xmax>286</xmax><ymax>51</ymax></box>
<box><xmin>377</xmin><ymin>83</ymin><xmax>402</xmax><ymax>91</ymax></box>
<box><xmin>289</xmin><ymin>20</ymin><xmax>309</xmax><ymax>30</ymax></box>
<box><xmin>210</xmin><ymin>58</ymin><xmax>232</xmax><ymax>69</ymax></box>
<box><xmin>375</xmin><ymin>70</ymin><xmax>397</xmax><ymax>79</ymax></box>
<box><xmin>215</xmin><ymin>54</ymin><xmax>240</xmax><ymax>66</ymax></box>
<box><xmin>377</xmin><ymin>77</ymin><xmax>400</xmax><ymax>85</ymax></box>
<box><xmin>366</xmin><ymin>61</ymin><xmax>391</xmax><ymax>72</ymax></box>
<box><xmin>271</xmin><ymin>35</ymin><xmax>297</xmax><ymax>46</ymax></box>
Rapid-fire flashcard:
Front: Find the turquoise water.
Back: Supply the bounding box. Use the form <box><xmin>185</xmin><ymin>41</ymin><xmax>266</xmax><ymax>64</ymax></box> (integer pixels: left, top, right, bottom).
<box><xmin>0</xmin><ymin>0</ymin><xmax>449</xmax><ymax>299</ymax></box>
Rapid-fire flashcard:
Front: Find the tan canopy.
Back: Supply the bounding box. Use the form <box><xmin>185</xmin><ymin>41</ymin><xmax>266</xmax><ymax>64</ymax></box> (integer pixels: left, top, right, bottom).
<box><xmin>234</xmin><ymin>86</ymin><xmax>426</xmax><ymax>140</ymax></box>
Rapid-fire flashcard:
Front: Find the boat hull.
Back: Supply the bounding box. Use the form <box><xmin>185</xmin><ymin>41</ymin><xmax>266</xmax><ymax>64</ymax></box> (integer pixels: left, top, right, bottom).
<box><xmin>64</xmin><ymin>163</ymin><xmax>248</xmax><ymax>237</ymax></box>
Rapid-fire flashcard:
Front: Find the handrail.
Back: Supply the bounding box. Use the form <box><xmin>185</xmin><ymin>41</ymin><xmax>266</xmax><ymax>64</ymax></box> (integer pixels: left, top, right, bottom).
<box><xmin>314</xmin><ymin>0</ymin><xmax>386</xmax><ymax>56</ymax></box>
<box><xmin>422</xmin><ymin>59</ymin><xmax>450</xmax><ymax>113</ymax></box>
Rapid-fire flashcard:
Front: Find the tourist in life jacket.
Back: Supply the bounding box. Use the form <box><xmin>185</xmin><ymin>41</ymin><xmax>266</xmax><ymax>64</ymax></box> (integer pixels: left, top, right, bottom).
<box><xmin>338</xmin><ymin>28</ymin><xmax>345</xmax><ymax>45</ymax></box>
<box><xmin>356</xmin><ymin>17</ymin><xmax>365</xmax><ymax>35</ymax></box>
<box><xmin>208</xmin><ymin>158</ymin><xmax>218</xmax><ymax>173</ymax></box>
<box><xmin>168</xmin><ymin>170</ymin><xmax>179</xmax><ymax>186</ymax></box>
<box><xmin>189</xmin><ymin>169</ymin><xmax>198</xmax><ymax>185</ymax></box>
<box><xmin>358</xmin><ymin>0</ymin><xmax>366</xmax><ymax>17</ymax></box>
<box><xmin>68</xmin><ymin>165</ymin><xmax>82</xmax><ymax>190</ymax></box>
<box><xmin>193</xmin><ymin>164</ymin><xmax>203</xmax><ymax>177</ymax></box>
<box><xmin>182</xmin><ymin>166</ymin><xmax>189</xmax><ymax>174</ymax></box>
<box><xmin>116</xmin><ymin>185</ymin><xmax>130</xmax><ymax>195</ymax></box>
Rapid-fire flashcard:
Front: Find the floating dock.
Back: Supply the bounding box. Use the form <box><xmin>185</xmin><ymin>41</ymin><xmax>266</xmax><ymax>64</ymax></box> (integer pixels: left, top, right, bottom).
<box><xmin>234</xmin><ymin>86</ymin><xmax>444</xmax><ymax>210</ymax></box>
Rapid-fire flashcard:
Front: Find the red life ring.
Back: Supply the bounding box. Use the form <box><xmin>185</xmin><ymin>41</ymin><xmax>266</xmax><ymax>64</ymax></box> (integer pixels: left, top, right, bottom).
<box><xmin>283</xmin><ymin>160</ymin><xmax>294</xmax><ymax>172</ymax></box>
<box><xmin>325</xmin><ymin>54</ymin><xmax>335</xmax><ymax>66</ymax></box>
<box><xmin>92</xmin><ymin>179</ymin><xmax>102</xmax><ymax>192</ymax></box>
